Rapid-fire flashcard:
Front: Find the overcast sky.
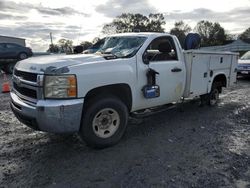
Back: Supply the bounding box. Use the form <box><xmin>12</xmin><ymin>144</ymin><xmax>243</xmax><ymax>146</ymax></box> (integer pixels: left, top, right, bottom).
<box><xmin>0</xmin><ymin>0</ymin><xmax>249</xmax><ymax>51</ymax></box>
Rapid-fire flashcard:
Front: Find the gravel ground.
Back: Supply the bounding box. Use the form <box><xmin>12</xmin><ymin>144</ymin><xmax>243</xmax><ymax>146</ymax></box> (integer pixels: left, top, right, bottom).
<box><xmin>0</xmin><ymin>73</ymin><xmax>250</xmax><ymax>188</ymax></box>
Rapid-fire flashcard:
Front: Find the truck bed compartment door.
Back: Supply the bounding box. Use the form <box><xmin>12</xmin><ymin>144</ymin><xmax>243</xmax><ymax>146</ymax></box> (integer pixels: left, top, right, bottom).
<box><xmin>210</xmin><ymin>55</ymin><xmax>231</xmax><ymax>70</ymax></box>
<box><xmin>189</xmin><ymin>54</ymin><xmax>209</xmax><ymax>96</ymax></box>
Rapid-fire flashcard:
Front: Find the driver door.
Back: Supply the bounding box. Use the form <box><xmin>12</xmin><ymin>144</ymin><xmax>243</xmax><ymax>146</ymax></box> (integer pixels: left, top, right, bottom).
<box><xmin>135</xmin><ymin>36</ymin><xmax>186</xmax><ymax>109</ymax></box>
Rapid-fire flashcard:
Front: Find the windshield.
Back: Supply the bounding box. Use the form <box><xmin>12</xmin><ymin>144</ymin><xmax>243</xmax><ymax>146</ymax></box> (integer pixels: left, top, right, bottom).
<box><xmin>241</xmin><ymin>51</ymin><xmax>250</xmax><ymax>60</ymax></box>
<box><xmin>97</xmin><ymin>36</ymin><xmax>147</xmax><ymax>58</ymax></box>
<box><xmin>91</xmin><ymin>38</ymin><xmax>105</xmax><ymax>49</ymax></box>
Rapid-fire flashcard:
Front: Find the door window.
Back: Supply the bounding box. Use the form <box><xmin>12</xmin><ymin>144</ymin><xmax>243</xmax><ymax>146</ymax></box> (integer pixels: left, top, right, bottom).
<box><xmin>145</xmin><ymin>37</ymin><xmax>178</xmax><ymax>62</ymax></box>
<box><xmin>6</xmin><ymin>44</ymin><xmax>19</xmax><ymax>48</ymax></box>
<box><xmin>0</xmin><ymin>44</ymin><xmax>6</xmax><ymax>49</ymax></box>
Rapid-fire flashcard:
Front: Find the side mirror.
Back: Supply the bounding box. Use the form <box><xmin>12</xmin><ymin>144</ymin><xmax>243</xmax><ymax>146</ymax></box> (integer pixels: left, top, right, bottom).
<box><xmin>143</xmin><ymin>52</ymin><xmax>150</xmax><ymax>65</ymax></box>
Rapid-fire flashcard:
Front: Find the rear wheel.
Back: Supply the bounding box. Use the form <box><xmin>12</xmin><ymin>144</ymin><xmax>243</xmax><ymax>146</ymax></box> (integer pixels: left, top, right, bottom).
<box><xmin>208</xmin><ymin>85</ymin><xmax>220</xmax><ymax>106</ymax></box>
<box><xmin>200</xmin><ymin>82</ymin><xmax>221</xmax><ymax>106</ymax></box>
<box><xmin>80</xmin><ymin>96</ymin><xmax>128</xmax><ymax>148</ymax></box>
<box><xmin>19</xmin><ymin>52</ymin><xmax>28</xmax><ymax>60</ymax></box>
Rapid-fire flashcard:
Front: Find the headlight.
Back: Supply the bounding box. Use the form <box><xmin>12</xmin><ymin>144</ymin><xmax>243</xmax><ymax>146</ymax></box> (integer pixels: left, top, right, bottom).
<box><xmin>44</xmin><ymin>75</ymin><xmax>77</xmax><ymax>99</ymax></box>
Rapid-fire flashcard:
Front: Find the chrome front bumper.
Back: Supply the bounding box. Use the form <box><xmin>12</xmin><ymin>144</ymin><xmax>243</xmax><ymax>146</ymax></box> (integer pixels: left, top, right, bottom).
<box><xmin>10</xmin><ymin>92</ymin><xmax>84</xmax><ymax>133</ymax></box>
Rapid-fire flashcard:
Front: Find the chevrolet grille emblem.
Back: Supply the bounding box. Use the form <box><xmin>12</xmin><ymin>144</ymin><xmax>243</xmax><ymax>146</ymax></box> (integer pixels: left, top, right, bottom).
<box><xmin>15</xmin><ymin>77</ymin><xmax>22</xmax><ymax>86</ymax></box>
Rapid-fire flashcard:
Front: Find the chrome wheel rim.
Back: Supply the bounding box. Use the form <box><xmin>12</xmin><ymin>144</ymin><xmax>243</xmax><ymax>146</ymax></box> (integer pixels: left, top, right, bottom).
<box><xmin>92</xmin><ymin>108</ymin><xmax>120</xmax><ymax>138</ymax></box>
<box><xmin>210</xmin><ymin>89</ymin><xmax>219</xmax><ymax>105</ymax></box>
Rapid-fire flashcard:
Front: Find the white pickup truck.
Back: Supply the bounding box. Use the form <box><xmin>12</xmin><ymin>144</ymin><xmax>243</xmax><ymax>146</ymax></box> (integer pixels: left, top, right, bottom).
<box><xmin>10</xmin><ymin>33</ymin><xmax>238</xmax><ymax>148</ymax></box>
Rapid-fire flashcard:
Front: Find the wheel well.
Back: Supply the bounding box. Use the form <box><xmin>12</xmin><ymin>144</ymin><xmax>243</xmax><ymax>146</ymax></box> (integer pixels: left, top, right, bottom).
<box><xmin>19</xmin><ymin>52</ymin><xmax>27</xmax><ymax>55</ymax></box>
<box><xmin>213</xmin><ymin>74</ymin><xmax>227</xmax><ymax>92</ymax></box>
<box><xmin>84</xmin><ymin>84</ymin><xmax>132</xmax><ymax>111</ymax></box>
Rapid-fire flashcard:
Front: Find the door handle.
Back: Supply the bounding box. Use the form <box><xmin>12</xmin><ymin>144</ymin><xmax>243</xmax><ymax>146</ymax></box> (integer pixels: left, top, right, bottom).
<box><xmin>171</xmin><ymin>67</ymin><xmax>182</xmax><ymax>72</ymax></box>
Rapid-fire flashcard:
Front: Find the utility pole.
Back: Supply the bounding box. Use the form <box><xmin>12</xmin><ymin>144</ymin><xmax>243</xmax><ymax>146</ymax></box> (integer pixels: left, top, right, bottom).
<box><xmin>50</xmin><ymin>32</ymin><xmax>53</xmax><ymax>45</ymax></box>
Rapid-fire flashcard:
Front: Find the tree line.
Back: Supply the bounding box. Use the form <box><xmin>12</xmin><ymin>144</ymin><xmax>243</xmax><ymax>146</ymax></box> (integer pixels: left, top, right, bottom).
<box><xmin>48</xmin><ymin>13</ymin><xmax>250</xmax><ymax>52</ymax></box>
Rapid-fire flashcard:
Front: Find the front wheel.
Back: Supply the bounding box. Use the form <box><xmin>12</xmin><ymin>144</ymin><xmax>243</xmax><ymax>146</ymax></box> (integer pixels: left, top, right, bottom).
<box><xmin>4</xmin><ymin>63</ymin><xmax>15</xmax><ymax>74</ymax></box>
<box><xmin>80</xmin><ymin>96</ymin><xmax>128</xmax><ymax>148</ymax></box>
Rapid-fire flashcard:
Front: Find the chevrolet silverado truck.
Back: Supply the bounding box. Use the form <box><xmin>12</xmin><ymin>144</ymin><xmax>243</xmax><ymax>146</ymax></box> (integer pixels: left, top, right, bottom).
<box><xmin>10</xmin><ymin>33</ymin><xmax>238</xmax><ymax>148</ymax></box>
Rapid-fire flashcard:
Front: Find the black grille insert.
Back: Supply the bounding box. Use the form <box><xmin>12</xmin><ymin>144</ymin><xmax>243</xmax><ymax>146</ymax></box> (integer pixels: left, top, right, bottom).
<box><xmin>13</xmin><ymin>83</ymin><xmax>37</xmax><ymax>99</ymax></box>
<box><xmin>14</xmin><ymin>69</ymin><xmax>37</xmax><ymax>82</ymax></box>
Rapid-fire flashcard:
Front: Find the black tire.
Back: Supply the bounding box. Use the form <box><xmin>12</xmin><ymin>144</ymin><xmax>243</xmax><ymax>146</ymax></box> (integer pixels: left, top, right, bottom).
<box><xmin>208</xmin><ymin>83</ymin><xmax>220</xmax><ymax>106</ymax></box>
<box><xmin>80</xmin><ymin>96</ymin><xmax>128</xmax><ymax>148</ymax></box>
<box><xmin>19</xmin><ymin>52</ymin><xmax>28</xmax><ymax>60</ymax></box>
<box><xmin>200</xmin><ymin>82</ymin><xmax>221</xmax><ymax>106</ymax></box>
<box><xmin>4</xmin><ymin>63</ymin><xmax>15</xmax><ymax>74</ymax></box>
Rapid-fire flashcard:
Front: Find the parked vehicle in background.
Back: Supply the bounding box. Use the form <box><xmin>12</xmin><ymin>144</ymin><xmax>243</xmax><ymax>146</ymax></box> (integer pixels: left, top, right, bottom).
<box><xmin>0</xmin><ymin>43</ymin><xmax>33</xmax><ymax>60</ymax></box>
<box><xmin>0</xmin><ymin>43</ymin><xmax>33</xmax><ymax>73</ymax></box>
<box><xmin>10</xmin><ymin>33</ymin><xmax>238</xmax><ymax>148</ymax></box>
<box><xmin>237</xmin><ymin>51</ymin><xmax>250</xmax><ymax>76</ymax></box>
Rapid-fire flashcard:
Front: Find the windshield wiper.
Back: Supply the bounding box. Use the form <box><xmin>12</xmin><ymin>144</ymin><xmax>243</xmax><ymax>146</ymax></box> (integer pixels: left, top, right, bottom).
<box><xmin>101</xmin><ymin>52</ymin><xmax>118</xmax><ymax>60</ymax></box>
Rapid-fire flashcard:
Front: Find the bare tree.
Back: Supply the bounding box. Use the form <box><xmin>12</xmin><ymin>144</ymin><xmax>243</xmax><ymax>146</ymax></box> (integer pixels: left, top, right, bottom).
<box><xmin>194</xmin><ymin>21</ymin><xmax>227</xmax><ymax>47</ymax></box>
<box><xmin>102</xmin><ymin>13</ymin><xmax>166</xmax><ymax>34</ymax></box>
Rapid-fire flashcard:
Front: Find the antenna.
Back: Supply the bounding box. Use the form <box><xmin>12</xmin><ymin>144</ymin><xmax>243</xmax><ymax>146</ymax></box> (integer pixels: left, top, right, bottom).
<box><xmin>77</xmin><ymin>24</ymin><xmax>83</xmax><ymax>45</ymax></box>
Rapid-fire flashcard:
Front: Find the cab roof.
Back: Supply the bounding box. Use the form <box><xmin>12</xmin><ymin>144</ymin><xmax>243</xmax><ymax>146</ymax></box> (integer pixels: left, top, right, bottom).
<box><xmin>109</xmin><ymin>32</ymin><xmax>172</xmax><ymax>38</ymax></box>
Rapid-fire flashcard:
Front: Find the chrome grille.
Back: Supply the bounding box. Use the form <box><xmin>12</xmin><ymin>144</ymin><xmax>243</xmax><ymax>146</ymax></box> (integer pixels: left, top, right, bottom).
<box><xmin>13</xmin><ymin>68</ymin><xmax>42</xmax><ymax>104</ymax></box>
<box><xmin>13</xmin><ymin>69</ymin><xmax>38</xmax><ymax>82</ymax></box>
<box><xmin>13</xmin><ymin>83</ymin><xmax>37</xmax><ymax>99</ymax></box>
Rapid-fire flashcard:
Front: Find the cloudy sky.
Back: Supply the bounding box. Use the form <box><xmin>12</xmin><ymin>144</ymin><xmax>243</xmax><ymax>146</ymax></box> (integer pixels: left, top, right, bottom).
<box><xmin>0</xmin><ymin>0</ymin><xmax>249</xmax><ymax>51</ymax></box>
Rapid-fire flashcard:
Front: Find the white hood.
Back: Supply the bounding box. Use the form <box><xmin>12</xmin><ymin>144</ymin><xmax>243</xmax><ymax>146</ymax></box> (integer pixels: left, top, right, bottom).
<box><xmin>15</xmin><ymin>54</ymin><xmax>105</xmax><ymax>73</ymax></box>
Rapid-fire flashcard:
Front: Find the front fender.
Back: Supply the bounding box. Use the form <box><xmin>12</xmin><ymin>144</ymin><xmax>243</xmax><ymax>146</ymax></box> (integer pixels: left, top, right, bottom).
<box><xmin>68</xmin><ymin>58</ymin><xmax>137</xmax><ymax>99</ymax></box>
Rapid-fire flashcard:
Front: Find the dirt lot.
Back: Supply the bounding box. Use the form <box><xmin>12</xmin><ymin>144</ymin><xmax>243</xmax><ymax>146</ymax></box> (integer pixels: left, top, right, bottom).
<box><xmin>0</xmin><ymin>73</ymin><xmax>250</xmax><ymax>188</ymax></box>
